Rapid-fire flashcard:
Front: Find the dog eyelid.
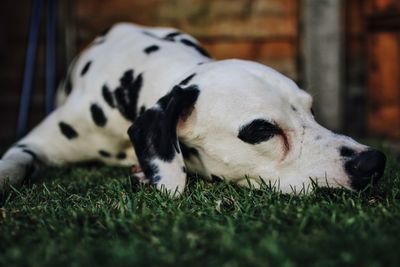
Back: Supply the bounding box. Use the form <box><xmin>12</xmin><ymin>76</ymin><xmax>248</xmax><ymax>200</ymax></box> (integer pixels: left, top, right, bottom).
<box><xmin>238</xmin><ymin>119</ymin><xmax>283</xmax><ymax>145</ymax></box>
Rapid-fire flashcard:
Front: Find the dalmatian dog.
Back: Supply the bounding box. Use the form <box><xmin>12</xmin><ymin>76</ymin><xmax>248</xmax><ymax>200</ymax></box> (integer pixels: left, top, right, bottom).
<box><xmin>0</xmin><ymin>23</ymin><xmax>386</xmax><ymax>195</ymax></box>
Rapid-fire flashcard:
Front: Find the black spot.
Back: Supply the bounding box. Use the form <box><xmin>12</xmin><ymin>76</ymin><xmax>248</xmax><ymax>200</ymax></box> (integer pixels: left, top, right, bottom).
<box><xmin>139</xmin><ymin>106</ymin><xmax>146</xmax><ymax>116</ymax></box>
<box><xmin>90</xmin><ymin>103</ymin><xmax>107</xmax><ymax>127</ymax></box>
<box><xmin>147</xmin><ymin>163</ymin><xmax>161</xmax><ymax>184</ymax></box>
<box><xmin>182</xmin><ymin>166</ymin><xmax>187</xmax><ymax>173</ymax></box>
<box><xmin>142</xmin><ymin>30</ymin><xmax>181</xmax><ymax>42</ymax></box>
<box><xmin>59</xmin><ymin>122</ymin><xmax>78</xmax><ymax>139</ymax></box>
<box><xmin>65</xmin><ymin>77</ymin><xmax>72</xmax><ymax>95</ymax></box>
<box><xmin>116</xmin><ymin>152</ymin><xmax>127</xmax><ymax>160</ymax></box>
<box><xmin>81</xmin><ymin>61</ymin><xmax>92</xmax><ymax>76</ymax></box>
<box><xmin>340</xmin><ymin>147</ymin><xmax>356</xmax><ymax>158</ymax></box>
<box><xmin>102</xmin><ymin>85</ymin><xmax>115</xmax><ymax>108</ymax></box>
<box><xmin>100</xmin><ymin>26</ymin><xmax>111</xmax><ymax>36</ymax></box>
<box><xmin>99</xmin><ymin>150</ymin><xmax>111</xmax><ymax>158</ymax></box>
<box><xmin>180</xmin><ymin>39</ymin><xmax>210</xmax><ymax>58</ymax></box>
<box><xmin>238</xmin><ymin>119</ymin><xmax>283</xmax><ymax>145</ymax></box>
<box><xmin>163</xmin><ymin>31</ymin><xmax>181</xmax><ymax>41</ymax></box>
<box><xmin>22</xmin><ymin>149</ymin><xmax>37</xmax><ymax>159</ymax></box>
<box><xmin>127</xmin><ymin>85</ymin><xmax>200</xmax><ymax>183</ymax></box>
<box><xmin>197</xmin><ymin>62</ymin><xmax>205</xmax><ymax>65</ymax></box>
<box><xmin>15</xmin><ymin>144</ymin><xmax>27</xmax><ymax>148</ymax></box>
<box><xmin>311</xmin><ymin>108</ymin><xmax>315</xmax><ymax>116</ymax></box>
<box><xmin>140</xmin><ymin>31</ymin><xmax>211</xmax><ymax>58</ymax></box>
<box><xmin>92</xmin><ymin>39</ymin><xmax>105</xmax><ymax>46</ymax></box>
<box><xmin>142</xmin><ymin>31</ymin><xmax>159</xmax><ymax>39</ymax></box>
<box><xmin>91</xmin><ymin>26</ymin><xmax>111</xmax><ymax>46</ymax></box>
<box><xmin>315</xmin><ymin>135</ymin><xmax>322</xmax><ymax>141</ymax></box>
<box><xmin>179</xmin><ymin>73</ymin><xmax>196</xmax><ymax>86</ymax></box>
<box><xmin>291</xmin><ymin>105</ymin><xmax>297</xmax><ymax>112</ymax></box>
<box><xmin>114</xmin><ymin>69</ymin><xmax>143</xmax><ymax>121</ymax></box>
<box><xmin>144</xmin><ymin>45</ymin><xmax>160</xmax><ymax>54</ymax></box>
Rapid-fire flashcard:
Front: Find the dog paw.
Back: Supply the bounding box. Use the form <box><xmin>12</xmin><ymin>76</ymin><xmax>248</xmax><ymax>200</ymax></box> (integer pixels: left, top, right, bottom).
<box><xmin>0</xmin><ymin>160</ymin><xmax>27</xmax><ymax>189</ymax></box>
<box><xmin>129</xmin><ymin>164</ymin><xmax>151</xmax><ymax>186</ymax></box>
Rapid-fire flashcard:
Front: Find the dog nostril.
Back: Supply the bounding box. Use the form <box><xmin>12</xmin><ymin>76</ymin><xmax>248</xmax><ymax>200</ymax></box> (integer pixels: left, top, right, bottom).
<box><xmin>340</xmin><ymin>146</ymin><xmax>356</xmax><ymax>158</ymax></box>
<box><xmin>345</xmin><ymin>149</ymin><xmax>386</xmax><ymax>190</ymax></box>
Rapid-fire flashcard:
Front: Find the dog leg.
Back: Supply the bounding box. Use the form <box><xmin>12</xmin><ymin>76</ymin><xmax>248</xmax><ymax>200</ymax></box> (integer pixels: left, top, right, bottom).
<box><xmin>129</xmin><ymin>164</ymin><xmax>150</xmax><ymax>185</ymax></box>
<box><xmin>0</xmin><ymin>102</ymin><xmax>128</xmax><ymax>189</ymax></box>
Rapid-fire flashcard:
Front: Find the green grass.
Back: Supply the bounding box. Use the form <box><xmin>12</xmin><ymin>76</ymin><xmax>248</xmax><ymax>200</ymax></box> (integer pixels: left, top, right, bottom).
<box><xmin>0</xmin><ymin>154</ymin><xmax>399</xmax><ymax>266</ymax></box>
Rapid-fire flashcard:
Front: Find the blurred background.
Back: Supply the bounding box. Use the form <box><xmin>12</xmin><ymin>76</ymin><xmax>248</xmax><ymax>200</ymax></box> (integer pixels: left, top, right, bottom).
<box><xmin>0</xmin><ymin>0</ymin><xmax>399</xmax><ymax>149</ymax></box>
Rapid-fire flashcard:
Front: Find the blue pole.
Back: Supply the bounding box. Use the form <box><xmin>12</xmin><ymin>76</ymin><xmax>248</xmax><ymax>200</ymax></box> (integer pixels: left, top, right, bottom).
<box><xmin>17</xmin><ymin>0</ymin><xmax>43</xmax><ymax>138</ymax></box>
<box><xmin>46</xmin><ymin>0</ymin><xmax>57</xmax><ymax>114</ymax></box>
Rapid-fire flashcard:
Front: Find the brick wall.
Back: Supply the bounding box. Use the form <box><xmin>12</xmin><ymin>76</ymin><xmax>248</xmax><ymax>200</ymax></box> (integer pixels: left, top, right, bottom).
<box><xmin>0</xmin><ymin>1</ymin><xmax>299</xmax><ymax>145</ymax></box>
<box><xmin>345</xmin><ymin>0</ymin><xmax>400</xmax><ymax>139</ymax></box>
<box><xmin>74</xmin><ymin>0</ymin><xmax>299</xmax><ymax>80</ymax></box>
<box><xmin>365</xmin><ymin>0</ymin><xmax>400</xmax><ymax>138</ymax></box>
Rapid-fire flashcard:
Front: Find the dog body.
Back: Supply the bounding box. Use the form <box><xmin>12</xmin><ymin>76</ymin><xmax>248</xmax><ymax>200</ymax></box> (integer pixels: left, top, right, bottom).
<box><xmin>0</xmin><ymin>23</ymin><xmax>386</xmax><ymax>194</ymax></box>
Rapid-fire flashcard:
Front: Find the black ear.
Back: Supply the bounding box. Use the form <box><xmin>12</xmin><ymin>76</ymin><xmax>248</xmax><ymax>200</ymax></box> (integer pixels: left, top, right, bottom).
<box><xmin>127</xmin><ymin>85</ymin><xmax>200</xmax><ymax>194</ymax></box>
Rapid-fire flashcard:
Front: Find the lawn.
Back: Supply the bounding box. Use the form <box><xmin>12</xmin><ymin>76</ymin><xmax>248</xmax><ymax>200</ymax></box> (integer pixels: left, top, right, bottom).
<box><xmin>0</xmin><ymin>150</ymin><xmax>399</xmax><ymax>267</ymax></box>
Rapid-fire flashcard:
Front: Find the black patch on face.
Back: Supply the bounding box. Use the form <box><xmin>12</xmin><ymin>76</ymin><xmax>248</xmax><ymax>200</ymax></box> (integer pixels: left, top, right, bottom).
<box><xmin>180</xmin><ymin>39</ymin><xmax>211</xmax><ymax>58</ymax></box>
<box><xmin>22</xmin><ymin>149</ymin><xmax>37</xmax><ymax>159</ymax></box>
<box><xmin>59</xmin><ymin>122</ymin><xmax>79</xmax><ymax>139</ymax></box>
<box><xmin>65</xmin><ymin>77</ymin><xmax>72</xmax><ymax>95</ymax></box>
<box><xmin>81</xmin><ymin>61</ymin><xmax>92</xmax><ymax>76</ymax></box>
<box><xmin>141</xmin><ymin>85</ymin><xmax>200</xmax><ymax>161</ymax></box>
<box><xmin>340</xmin><ymin>146</ymin><xmax>356</xmax><ymax>158</ymax></box>
<box><xmin>144</xmin><ymin>45</ymin><xmax>160</xmax><ymax>54</ymax></box>
<box><xmin>139</xmin><ymin>105</ymin><xmax>146</xmax><ymax>116</ymax></box>
<box><xmin>238</xmin><ymin>119</ymin><xmax>283</xmax><ymax>145</ymax></box>
<box><xmin>116</xmin><ymin>152</ymin><xmax>126</xmax><ymax>160</ymax></box>
<box><xmin>90</xmin><ymin>103</ymin><xmax>107</xmax><ymax>127</ymax></box>
<box><xmin>102</xmin><ymin>85</ymin><xmax>115</xmax><ymax>108</ymax></box>
<box><xmin>147</xmin><ymin>162</ymin><xmax>161</xmax><ymax>184</ymax></box>
<box><xmin>114</xmin><ymin>69</ymin><xmax>143</xmax><ymax>121</ymax></box>
<box><xmin>128</xmin><ymin>85</ymin><xmax>200</xmax><ymax>183</ymax></box>
<box><xmin>99</xmin><ymin>150</ymin><xmax>111</xmax><ymax>158</ymax></box>
<box><xmin>179</xmin><ymin>73</ymin><xmax>196</xmax><ymax>86</ymax></box>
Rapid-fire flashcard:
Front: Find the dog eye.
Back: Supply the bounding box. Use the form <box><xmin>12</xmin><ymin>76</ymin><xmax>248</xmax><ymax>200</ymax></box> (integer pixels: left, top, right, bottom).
<box><xmin>238</xmin><ymin>119</ymin><xmax>283</xmax><ymax>144</ymax></box>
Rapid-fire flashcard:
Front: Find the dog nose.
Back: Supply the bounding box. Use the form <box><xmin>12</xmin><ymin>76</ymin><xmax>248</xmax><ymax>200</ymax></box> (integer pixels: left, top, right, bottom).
<box><xmin>345</xmin><ymin>149</ymin><xmax>386</xmax><ymax>190</ymax></box>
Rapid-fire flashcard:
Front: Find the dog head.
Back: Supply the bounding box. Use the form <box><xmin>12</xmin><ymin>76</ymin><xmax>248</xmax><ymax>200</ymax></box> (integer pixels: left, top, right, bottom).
<box><xmin>129</xmin><ymin>59</ymin><xmax>386</xmax><ymax>194</ymax></box>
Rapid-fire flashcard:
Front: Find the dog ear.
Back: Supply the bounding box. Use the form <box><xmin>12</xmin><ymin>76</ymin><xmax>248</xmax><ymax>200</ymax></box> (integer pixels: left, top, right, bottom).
<box><xmin>127</xmin><ymin>85</ymin><xmax>200</xmax><ymax>195</ymax></box>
